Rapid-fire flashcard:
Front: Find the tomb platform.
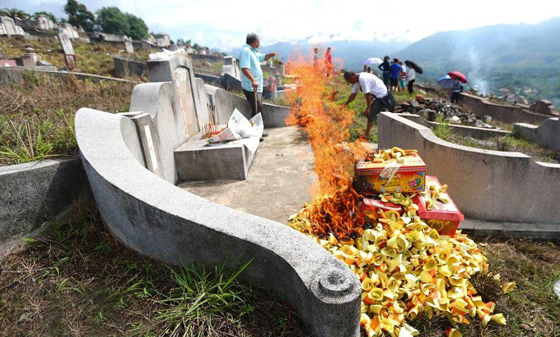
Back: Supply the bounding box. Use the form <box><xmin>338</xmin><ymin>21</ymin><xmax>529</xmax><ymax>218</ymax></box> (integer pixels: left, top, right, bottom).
<box><xmin>174</xmin><ymin>127</ymin><xmax>260</xmax><ymax>181</ymax></box>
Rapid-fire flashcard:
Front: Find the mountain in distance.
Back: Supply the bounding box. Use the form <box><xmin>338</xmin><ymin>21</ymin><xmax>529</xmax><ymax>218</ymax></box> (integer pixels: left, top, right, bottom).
<box><xmin>393</xmin><ymin>17</ymin><xmax>560</xmax><ymax>105</ymax></box>
<box><xmin>229</xmin><ymin>38</ymin><xmax>412</xmax><ymax>70</ymax></box>
<box><xmin>396</xmin><ymin>17</ymin><xmax>560</xmax><ymax>69</ymax></box>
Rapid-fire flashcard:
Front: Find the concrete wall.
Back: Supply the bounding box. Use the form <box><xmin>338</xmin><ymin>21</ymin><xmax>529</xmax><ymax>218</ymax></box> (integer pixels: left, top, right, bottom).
<box><xmin>0</xmin><ymin>158</ymin><xmax>88</xmax><ymax>247</ymax></box>
<box><xmin>398</xmin><ymin>113</ymin><xmax>512</xmax><ymax>139</ymax></box>
<box><xmin>378</xmin><ymin>111</ymin><xmax>560</xmax><ymax>224</ymax></box>
<box><xmin>113</xmin><ymin>55</ymin><xmax>147</xmax><ymax>77</ymax></box>
<box><xmin>194</xmin><ymin>72</ymin><xmax>221</xmax><ymax>86</ymax></box>
<box><xmin>515</xmin><ymin>117</ymin><xmax>560</xmax><ymax>151</ymax></box>
<box><xmin>75</xmin><ymin>107</ymin><xmax>361</xmax><ymax>337</ymax></box>
<box><xmin>189</xmin><ymin>53</ymin><xmax>224</xmax><ymax>62</ymax></box>
<box><xmin>204</xmin><ymin>84</ymin><xmax>290</xmax><ymax>128</ymax></box>
<box><xmin>459</xmin><ymin>93</ymin><xmax>550</xmax><ymax>125</ymax></box>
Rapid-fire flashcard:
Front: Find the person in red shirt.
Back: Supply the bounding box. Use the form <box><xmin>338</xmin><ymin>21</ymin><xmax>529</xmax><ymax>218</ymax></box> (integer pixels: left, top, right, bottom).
<box><xmin>325</xmin><ymin>47</ymin><xmax>333</xmax><ymax>77</ymax></box>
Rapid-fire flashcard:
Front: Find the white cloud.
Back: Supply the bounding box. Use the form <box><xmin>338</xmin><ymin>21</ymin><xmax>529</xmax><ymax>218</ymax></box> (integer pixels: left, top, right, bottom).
<box><xmin>11</xmin><ymin>0</ymin><xmax>560</xmax><ymax>52</ymax></box>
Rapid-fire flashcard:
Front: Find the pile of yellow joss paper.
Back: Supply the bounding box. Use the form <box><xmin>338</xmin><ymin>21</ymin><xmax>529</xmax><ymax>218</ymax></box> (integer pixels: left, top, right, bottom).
<box><xmin>290</xmin><ymin>191</ymin><xmax>515</xmax><ymax>337</ymax></box>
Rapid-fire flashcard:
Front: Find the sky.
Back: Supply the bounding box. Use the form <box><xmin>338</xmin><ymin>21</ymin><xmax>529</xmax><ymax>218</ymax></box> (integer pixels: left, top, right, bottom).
<box><xmin>5</xmin><ymin>0</ymin><xmax>560</xmax><ymax>52</ymax></box>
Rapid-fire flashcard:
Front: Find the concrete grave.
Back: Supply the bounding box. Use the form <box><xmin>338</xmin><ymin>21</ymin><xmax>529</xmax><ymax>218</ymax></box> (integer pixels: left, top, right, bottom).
<box><xmin>58</xmin><ymin>23</ymin><xmax>79</xmax><ymax>39</ymax></box>
<box><xmin>222</xmin><ymin>56</ymin><xmax>240</xmax><ymax>79</ymax></box>
<box><xmin>124</xmin><ymin>41</ymin><xmax>134</xmax><ymax>54</ymax></box>
<box><xmin>0</xmin><ymin>17</ymin><xmax>20</xmax><ymax>36</ymax></box>
<box><xmin>75</xmin><ymin>55</ymin><xmax>362</xmax><ymax>334</ymax></box>
<box><xmin>378</xmin><ymin>111</ymin><xmax>560</xmax><ymax>228</ymax></box>
<box><xmin>514</xmin><ymin>117</ymin><xmax>560</xmax><ymax>151</ymax></box>
<box><xmin>58</xmin><ymin>33</ymin><xmax>75</xmax><ymax>56</ymax></box>
<box><xmin>143</xmin><ymin>56</ymin><xmax>259</xmax><ymax>182</ymax></box>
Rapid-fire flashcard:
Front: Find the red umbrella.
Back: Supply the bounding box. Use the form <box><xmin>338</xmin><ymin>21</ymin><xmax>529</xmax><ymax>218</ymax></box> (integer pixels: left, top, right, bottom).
<box><xmin>448</xmin><ymin>71</ymin><xmax>467</xmax><ymax>83</ymax></box>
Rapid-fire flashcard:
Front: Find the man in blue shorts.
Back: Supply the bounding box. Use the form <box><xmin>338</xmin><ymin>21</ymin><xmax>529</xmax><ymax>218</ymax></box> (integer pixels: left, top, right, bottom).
<box><xmin>389</xmin><ymin>58</ymin><xmax>402</xmax><ymax>93</ymax></box>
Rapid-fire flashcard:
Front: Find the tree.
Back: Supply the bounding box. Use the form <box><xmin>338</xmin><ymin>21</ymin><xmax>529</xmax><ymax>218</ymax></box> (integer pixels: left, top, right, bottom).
<box><xmin>34</xmin><ymin>11</ymin><xmax>57</xmax><ymax>23</ymax></box>
<box><xmin>176</xmin><ymin>38</ymin><xmax>192</xmax><ymax>47</ymax></box>
<box><xmin>1</xmin><ymin>8</ymin><xmax>30</xmax><ymax>20</ymax></box>
<box><xmin>96</xmin><ymin>7</ymin><xmax>128</xmax><ymax>36</ymax></box>
<box><xmin>64</xmin><ymin>0</ymin><xmax>95</xmax><ymax>32</ymax></box>
<box><xmin>124</xmin><ymin>13</ymin><xmax>148</xmax><ymax>40</ymax></box>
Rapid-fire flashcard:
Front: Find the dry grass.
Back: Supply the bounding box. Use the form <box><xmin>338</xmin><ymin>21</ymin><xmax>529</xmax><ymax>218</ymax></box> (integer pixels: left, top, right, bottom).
<box><xmin>0</xmin><ymin>71</ymin><xmax>136</xmax><ymax>166</ymax></box>
<box><xmin>0</xmin><ymin>203</ymin><xmax>308</xmax><ymax>337</ymax></box>
<box><xmin>0</xmin><ymin>37</ymin><xmax>154</xmax><ymax>78</ymax></box>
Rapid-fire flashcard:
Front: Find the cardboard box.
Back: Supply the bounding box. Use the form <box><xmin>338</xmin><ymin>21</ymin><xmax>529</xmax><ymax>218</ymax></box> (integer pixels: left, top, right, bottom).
<box><xmin>355</xmin><ymin>153</ymin><xmax>426</xmax><ymax>194</ymax></box>
<box><xmin>413</xmin><ymin>176</ymin><xmax>464</xmax><ymax>237</ymax></box>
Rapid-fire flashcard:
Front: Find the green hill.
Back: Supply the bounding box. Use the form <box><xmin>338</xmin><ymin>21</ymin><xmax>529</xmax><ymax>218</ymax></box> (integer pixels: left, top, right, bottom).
<box><xmin>395</xmin><ymin>18</ymin><xmax>560</xmax><ymax>106</ymax></box>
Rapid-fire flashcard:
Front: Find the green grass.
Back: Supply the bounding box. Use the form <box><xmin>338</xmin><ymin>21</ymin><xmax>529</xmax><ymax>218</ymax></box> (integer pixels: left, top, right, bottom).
<box><xmin>0</xmin><ymin>204</ymin><xmax>308</xmax><ymax>336</ymax></box>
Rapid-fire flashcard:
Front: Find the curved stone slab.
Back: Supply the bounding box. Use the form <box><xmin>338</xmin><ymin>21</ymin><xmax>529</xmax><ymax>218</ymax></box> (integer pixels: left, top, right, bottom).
<box><xmin>378</xmin><ymin>111</ymin><xmax>560</xmax><ymax>224</ymax></box>
<box><xmin>75</xmin><ymin>108</ymin><xmax>361</xmax><ymax>337</ymax></box>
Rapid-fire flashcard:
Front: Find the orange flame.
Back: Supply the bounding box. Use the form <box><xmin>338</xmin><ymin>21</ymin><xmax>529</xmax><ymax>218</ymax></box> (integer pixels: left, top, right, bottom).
<box><xmin>286</xmin><ymin>57</ymin><xmax>368</xmax><ymax>239</ymax></box>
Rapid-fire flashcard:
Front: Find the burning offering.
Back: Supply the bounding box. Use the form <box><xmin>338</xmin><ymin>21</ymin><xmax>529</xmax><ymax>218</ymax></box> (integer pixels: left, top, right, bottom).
<box><xmin>285</xmin><ymin>61</ymin><xmax>512</xmax><ymax>336</ymax></box>
<box><xmin>355</xmin><ymin>148</ymin><xmax>426</xmax><ymax>194</ymax></box>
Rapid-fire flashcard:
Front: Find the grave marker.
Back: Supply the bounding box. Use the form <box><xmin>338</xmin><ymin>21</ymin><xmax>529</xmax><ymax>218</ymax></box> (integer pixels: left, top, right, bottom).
<box><xmin>58</xmin><ymin>33</ymin><xmax>76</xmax><ymax>70</ymax></box>
<box><xmin>174</xmin><ymin>67</ymin><xmax>198</xmax><ymax>135</ymax></box>
<box><xmin>124</xmin><ymin>41</ymin><xmax>134</xmax><ymax>54</ymax></box>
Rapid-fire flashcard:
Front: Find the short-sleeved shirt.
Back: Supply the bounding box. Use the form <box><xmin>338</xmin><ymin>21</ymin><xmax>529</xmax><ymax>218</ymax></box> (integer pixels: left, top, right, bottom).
<box><xmin>390</xmin><ymin>63</ymin><xmax>402</xmax><ymax>79</ymax></box>
<box><xmin>407</xmin><ymin>68</ymin><xmax>416</xmax><ymax>81</ymax></box>
<box><xmin>239</xmin><ymin>44</ymin><xmax>265</xmax><ymax>93</ymax></box>
<box><xmin>352</xmin><ymin>72</ymin><xmax>388</xmax><ymax>98</ymax></box>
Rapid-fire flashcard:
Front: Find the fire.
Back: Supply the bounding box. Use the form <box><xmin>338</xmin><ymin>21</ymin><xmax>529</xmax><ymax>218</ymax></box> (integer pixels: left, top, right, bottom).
<box><xmin>286</xmin><ymin>56</ymin><xmax>366</xmax><ymax>194</ymax></box>
<box><xmin>285</xmin><ymin>60</ymin><xmax>509</xmax><ymax>336</ymax></box>
<box><xmin>286</xmin><ymin>57</ymin><xmax>367</xmax><ymax>239</ymax></box>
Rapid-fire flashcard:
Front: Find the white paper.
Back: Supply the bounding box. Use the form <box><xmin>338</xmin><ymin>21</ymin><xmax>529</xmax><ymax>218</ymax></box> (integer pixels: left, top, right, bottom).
<box><xmin>206</xmin><ymin>109</ymin><xmax>263</xmax><ymax>153</ymax></box>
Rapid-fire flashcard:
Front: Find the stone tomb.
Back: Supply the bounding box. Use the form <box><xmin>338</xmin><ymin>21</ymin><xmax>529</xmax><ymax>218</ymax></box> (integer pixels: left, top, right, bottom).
<box><xmin>142</xmin><ymin>56</ymin><xmax>260</xmax><ymax>182</ymax></box>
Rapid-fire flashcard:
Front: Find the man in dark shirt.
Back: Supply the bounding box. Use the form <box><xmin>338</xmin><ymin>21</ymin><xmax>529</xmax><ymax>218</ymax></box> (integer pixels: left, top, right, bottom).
<box><xmin>389</xmin><ymin>57</ymin><xmax>402</xmax><ymax>93</ymax></box>
<box><xmin>378</xmin><ymin>55</ymin><xmax>391</xmax><ymax>88</ymax></box>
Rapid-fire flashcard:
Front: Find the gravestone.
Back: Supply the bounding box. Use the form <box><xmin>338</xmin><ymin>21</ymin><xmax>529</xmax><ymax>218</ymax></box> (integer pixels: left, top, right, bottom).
<box><xmin>223</xmin><ymin>56</ymin><xmax>240</xmax><ymax>79</ymax></box>
<box><xmin>58</xmin><ymin>33</ymin><xmax>75</xmax><ymax>55</ymax></box>
<box><xmin>124</xmin><ymin>41</ymin><xmax>134</xmax><ymax>54</ymax></box>
<box><xmin>0</xmin><ymin>24</ymin><xmax>6</xmax><ymax>36</ymax></box>
<box><xmin>174</xmin><ymin>67</ymin><xmax>199</xmax><ymax>135</ymax></box>
<box><xmin>0</xmin><ymin>17</ymin><xmax>17</xmax><ymax>36</ymax></box>
<box><xmin>58</xmin><ymin>33</ymin><xmax>76</xmax><ymax>70</ymax></box>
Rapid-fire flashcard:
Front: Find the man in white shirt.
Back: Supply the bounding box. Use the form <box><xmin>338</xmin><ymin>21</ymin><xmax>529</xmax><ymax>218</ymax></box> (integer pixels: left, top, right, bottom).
<box><xmin>343</xmin><ymin>71</ymin><xmax>395</xmax><ymax>138</ymax></box>
<box><xmin>406</xmin><ymin>66</ymin><xmax>416</xmax><ymax>94</ymax></box>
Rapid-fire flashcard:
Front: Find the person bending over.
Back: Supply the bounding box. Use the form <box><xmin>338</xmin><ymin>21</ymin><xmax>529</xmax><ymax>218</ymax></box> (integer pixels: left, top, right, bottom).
<box><xmin>343</xmin><ymin>71</ymin><xmax>395</xmax><ymax>139</ymax></box>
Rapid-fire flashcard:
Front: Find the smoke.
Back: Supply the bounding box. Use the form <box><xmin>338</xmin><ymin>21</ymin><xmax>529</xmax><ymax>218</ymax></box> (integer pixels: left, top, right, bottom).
<box><xmin>466</xmin><ymin>49</ymin><xmax>490</xmax><ymax>95</ymax></box>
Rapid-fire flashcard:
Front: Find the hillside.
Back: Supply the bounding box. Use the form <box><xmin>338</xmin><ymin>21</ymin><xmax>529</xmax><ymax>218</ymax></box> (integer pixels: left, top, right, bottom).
<box><xmin>394</xmin><ymin>18</ymin><xmax>560</xmax><ymax>106</ymax></box>
<box><xmin>397</xmin><ymin>18</ymin><xmax>560</xmax><ymax>67</ymax></box>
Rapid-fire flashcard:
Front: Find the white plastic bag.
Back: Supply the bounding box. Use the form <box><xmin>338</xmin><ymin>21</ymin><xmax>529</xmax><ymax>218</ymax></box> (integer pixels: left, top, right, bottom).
<box><xmin>149</xmin><ymin>48</ymin><xmax>188</xmax><ymax>61</ymax></box>
<box><xmin>206</xmin><ymin>109</ymin><xmax>263</xmax><ymax>146</ymax></box>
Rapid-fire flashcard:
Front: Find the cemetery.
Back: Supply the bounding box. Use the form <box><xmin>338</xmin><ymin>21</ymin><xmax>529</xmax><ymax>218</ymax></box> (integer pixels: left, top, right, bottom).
<box><xmin>1</xmin><ymin>6</ymin><xmax>560</xmax><ymax>337</ymax></box>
